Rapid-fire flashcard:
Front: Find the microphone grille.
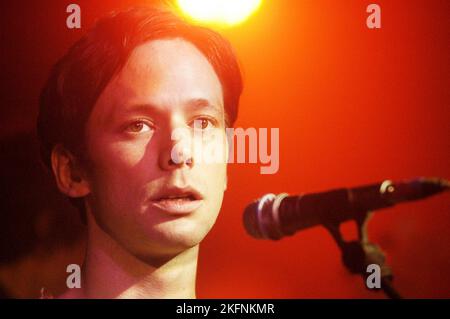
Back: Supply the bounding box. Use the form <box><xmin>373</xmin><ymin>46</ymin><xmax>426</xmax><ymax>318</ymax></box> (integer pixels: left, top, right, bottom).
<box><xmin>243</xmin><ymin>194</ymin><xmax>277</xmax><ymax>239</ymax></box>
<box><xmin>243</xmin><ymin>201</ymin><xmax>263</xmax><ymax>238</ymax></box>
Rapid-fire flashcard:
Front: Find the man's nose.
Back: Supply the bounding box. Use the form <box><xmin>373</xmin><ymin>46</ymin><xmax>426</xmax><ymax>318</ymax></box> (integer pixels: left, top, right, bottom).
<box><xmin>158</xmin><ymin>127</ymin><xmax>194</xmax><ymax>171</ymax></box>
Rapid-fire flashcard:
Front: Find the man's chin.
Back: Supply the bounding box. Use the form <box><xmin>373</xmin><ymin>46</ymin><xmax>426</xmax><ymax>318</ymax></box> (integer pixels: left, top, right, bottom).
<box><xmin>129</xmin><ymin>223</ymin><xmax>209</xmax><ymax>255</ymax></box>
<box><xmin>152</xmin><ymin>229</ymin><xmax>207</xmax><ymax>252</ymax></box>
<box><xmin>133</xmin><ymin>242</ymin><xmax>201</xmax><ymax>267</ymax></box>
<box><xmin>151</xmin><ymin>218</ymin><xmax>212</xmax><ymax>245</ymax></box>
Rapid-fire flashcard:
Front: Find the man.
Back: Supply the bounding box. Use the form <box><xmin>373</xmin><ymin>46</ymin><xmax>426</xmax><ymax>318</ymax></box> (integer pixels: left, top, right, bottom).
<box><xmin>37</xmin><ymin>6</ymin><xmax>242</xmax><ymax>298</ymax></box>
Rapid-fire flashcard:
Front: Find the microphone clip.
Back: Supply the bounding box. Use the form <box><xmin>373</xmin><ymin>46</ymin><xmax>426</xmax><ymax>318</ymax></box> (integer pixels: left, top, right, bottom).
<box><xmin>323</xmin><ymin>210</ymin><xmax>402</xmax><ymax>299</ymax></box>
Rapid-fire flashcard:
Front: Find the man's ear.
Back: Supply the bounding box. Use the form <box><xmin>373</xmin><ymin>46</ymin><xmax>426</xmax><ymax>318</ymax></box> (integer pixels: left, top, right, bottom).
<box><xmin>51</xmin><ymin>144</ymin><xmax>91</xmax><ymax>198</ymax></box>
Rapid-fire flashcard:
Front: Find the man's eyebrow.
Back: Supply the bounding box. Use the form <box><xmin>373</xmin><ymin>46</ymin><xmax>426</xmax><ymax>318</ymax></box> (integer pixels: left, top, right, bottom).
<box><xmin>185</xmin><ymin>98</ymin><xmax>223</xmax><ymax>113</ymax></box>
<box><xmin>121</xmin><ymin>98</ymin><xmax>222</xmax><ymax>114</ymax></box>
<box><xmin>120</xmin><ymin>102</ymin><xmax>161</xmax><ymax>115</ymax></box>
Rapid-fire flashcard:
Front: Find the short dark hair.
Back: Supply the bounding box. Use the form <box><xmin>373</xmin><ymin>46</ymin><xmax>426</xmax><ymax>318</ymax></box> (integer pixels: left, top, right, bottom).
<box><xmin>37</xmin><ymin>5</ymin><xmax>243</xmax><ymax>222</ymax></box>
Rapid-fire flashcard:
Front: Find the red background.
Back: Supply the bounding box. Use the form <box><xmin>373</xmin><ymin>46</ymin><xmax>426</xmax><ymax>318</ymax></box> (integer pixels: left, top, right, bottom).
<box><xmin>1</xmin><ymin>0</ymin><xmax>449</xmax><ymax>298</ymax></box>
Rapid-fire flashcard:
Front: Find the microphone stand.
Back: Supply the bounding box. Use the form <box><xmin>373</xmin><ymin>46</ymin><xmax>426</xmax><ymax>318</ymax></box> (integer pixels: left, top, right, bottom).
<box><xmin>324</xmin><ymin>211</ymin><xmax>402</xmax><ymax>299</ymax></box>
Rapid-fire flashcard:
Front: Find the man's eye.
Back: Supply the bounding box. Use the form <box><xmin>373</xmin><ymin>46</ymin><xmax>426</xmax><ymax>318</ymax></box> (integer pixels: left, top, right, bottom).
<box><xmin>191</xmin><ymin>118</ymin><xmax>215</xmax><ymax>130</ymax></box>
<box><xmin>125</xmin><ymin>121</ymin><xmax>153</xmax><ymax>133</ymax></box>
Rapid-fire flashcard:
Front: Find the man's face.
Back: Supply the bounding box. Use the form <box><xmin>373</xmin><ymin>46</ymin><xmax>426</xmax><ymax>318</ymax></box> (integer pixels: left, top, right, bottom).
<box><xmin>84</xmin><ymin>38</ymin><xmax>228</xmax><ymax>260</ymax></box>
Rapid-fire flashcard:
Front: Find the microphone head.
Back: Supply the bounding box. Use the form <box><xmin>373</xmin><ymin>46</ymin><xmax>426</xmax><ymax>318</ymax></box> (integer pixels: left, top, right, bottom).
<box><xmin>243</xmin><ymin>200</ymin><xmax>263</xmax><ymax>239</ymax></box>
<box><xmin>243</xmin><ymin>193</ymin><xmax>286</xmax><ymax>240</ymax></box>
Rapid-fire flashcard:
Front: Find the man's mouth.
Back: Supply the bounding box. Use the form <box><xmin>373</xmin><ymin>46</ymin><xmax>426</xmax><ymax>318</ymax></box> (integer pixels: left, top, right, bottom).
<box><xmin>150</xmin><ymin>188</ymin><xmax>204</xmax><ymax>215</ymax></box>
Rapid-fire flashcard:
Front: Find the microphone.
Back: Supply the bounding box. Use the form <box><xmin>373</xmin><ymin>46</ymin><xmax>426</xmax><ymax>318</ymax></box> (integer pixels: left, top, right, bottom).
<box><xmin>243</xmin><ymin>177</ymin><xmax>450</xmax><ymax>240</ymax></box>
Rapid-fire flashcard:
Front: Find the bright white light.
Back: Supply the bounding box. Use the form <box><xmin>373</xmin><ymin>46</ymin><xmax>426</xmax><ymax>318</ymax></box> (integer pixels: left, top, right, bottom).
<box><xmin>177</xmin><ymin>0</ymin><xmax>262</xmax><ymax>27</ymax></box>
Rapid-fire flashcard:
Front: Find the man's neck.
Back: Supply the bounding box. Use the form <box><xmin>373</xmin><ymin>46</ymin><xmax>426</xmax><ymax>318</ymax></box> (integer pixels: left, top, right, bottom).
<box><xmin>62</xmin><ymin>216</ymin><xmax>199</xmax><ymax>299</ymax></box>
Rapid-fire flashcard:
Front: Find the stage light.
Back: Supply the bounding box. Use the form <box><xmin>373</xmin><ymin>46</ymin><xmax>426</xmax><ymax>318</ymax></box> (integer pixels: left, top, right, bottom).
<box><xmin>176</xmin><ymin>0</ymin><xmax>262</xmax><ymax>27</ymax></box>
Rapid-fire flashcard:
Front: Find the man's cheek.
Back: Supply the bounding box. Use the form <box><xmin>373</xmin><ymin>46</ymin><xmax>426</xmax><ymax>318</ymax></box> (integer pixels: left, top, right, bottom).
<box><xmin>90</xmin><ymin>155</ymin><xmax>141</xmax><ymax>205</ymax></box>
<box><xmin>108</xmin><ymin>141</ymin><xmax>149</xmax><ymax>166</ymax></box>
<box><xmin>192</xmin><ymin>129</ymin><xmax>228</xmax><ymax>165</ymax></box>
<box><xmin>203</xmin><ymin>165</ymin><xmax>227</xmax><ymax>201</ymax></box>
<box><xmin>93</xmin><ymin>141</ymin><xmax>147</xmax><ymax>179</ymax></box>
